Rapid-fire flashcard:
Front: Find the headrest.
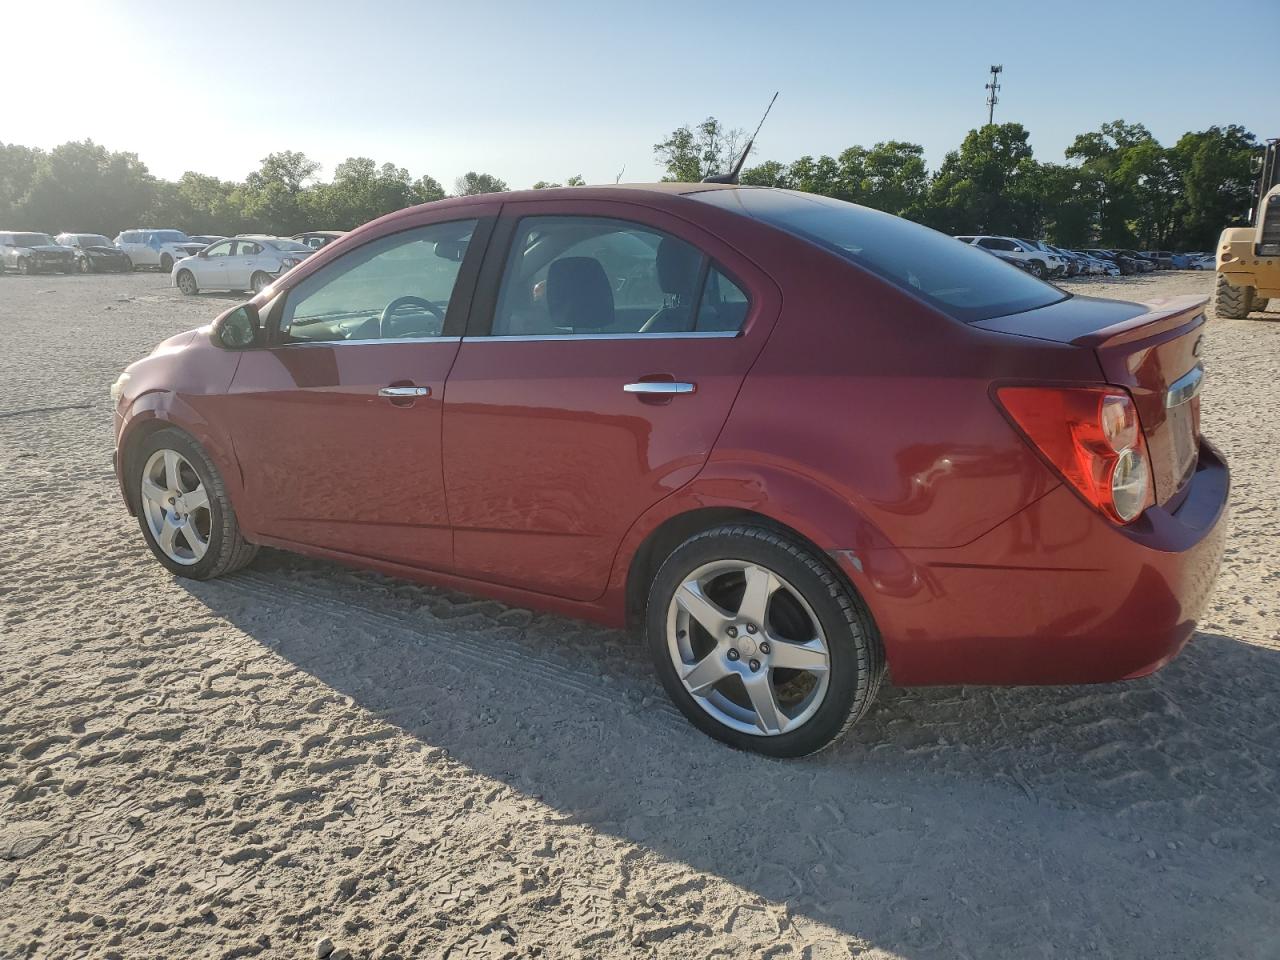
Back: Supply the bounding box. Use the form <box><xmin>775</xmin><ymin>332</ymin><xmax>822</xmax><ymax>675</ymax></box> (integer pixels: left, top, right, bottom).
<box><xmin>547</xmin><ymin>257</ymin><xmax>614</xmax><ymax>331</ymax></box>
<box><xmin>656</xmin><ymin>237</ymin><xmax>701</xmax><ymax>298</ymax></box>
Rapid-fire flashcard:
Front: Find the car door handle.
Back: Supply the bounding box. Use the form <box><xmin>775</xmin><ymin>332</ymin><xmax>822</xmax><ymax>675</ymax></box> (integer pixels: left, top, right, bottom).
<box><xmin>623</xmin><ymin>382</ymin><xmax>695</xmax><ymax>395</ymax></box>
<box><xmin>378</xmin><ymin>386</ymin><xmax>431</xmax><ymax>398</ymax></box>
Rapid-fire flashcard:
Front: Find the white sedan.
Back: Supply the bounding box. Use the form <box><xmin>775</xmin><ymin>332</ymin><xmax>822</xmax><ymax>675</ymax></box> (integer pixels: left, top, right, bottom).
<box><xmin>172</xmin><ymin>235</ymin><xmax>314</xmax><ymax>296</ymax></box>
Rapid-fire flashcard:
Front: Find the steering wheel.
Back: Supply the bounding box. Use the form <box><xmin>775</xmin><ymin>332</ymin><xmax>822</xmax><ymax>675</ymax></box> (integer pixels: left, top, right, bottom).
<box><xmin>379</xmin><ymin>296</ymin><xmax>446</xmax><ymax>338</ymax></box>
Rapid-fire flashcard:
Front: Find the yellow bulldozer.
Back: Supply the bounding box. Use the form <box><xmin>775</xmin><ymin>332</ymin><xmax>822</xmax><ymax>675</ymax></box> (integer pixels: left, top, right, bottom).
<box><xmin>1215</xmin><ymin>137</ymin><xmax>1280</xmax><ymax>319</ymax></box>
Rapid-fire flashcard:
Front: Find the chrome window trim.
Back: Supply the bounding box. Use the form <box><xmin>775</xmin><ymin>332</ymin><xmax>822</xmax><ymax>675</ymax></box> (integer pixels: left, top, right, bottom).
<box><xmin>464</xmin><ymin>331</ymin><xmax>742</xmax><ymax>343</ymax></box>
<box><xmin>278</xmin><ymin>336</ymin><xmax>463</xmax><ymax>349</ymax></box>
<box><xmin>1165</xmin><ymin>364</ymin><xmax>1204</xmax><ymax>408</ymax></box>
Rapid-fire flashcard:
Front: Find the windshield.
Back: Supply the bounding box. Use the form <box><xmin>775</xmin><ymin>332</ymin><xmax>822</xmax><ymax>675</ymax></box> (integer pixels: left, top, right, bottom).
<box><xmin>691</xmin><ymin>189</ymin><xmax>1066</xmax><ymax>323</ymax></box>
<box><xmin>153</xmin><ymin>230</ymin><xmax>190</xmax><ymax>242</ymax></box>
<box><xmin>15</xmin><ymin>233</ymin><xmax>55</xmax><ymax>247</ymax></box>
<box><xmin>79</xmin><ymin>235</ymin><xmax>112</xmax><ymax>247</ymax></box>
<box><xmin>264</xmin><ymin>238</ymin><xmax>313</xmax><ymax>252</ymax></box>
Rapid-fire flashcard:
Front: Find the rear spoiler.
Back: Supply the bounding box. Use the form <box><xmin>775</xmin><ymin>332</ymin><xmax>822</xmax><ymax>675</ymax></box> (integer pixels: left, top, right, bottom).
<box><xmin>1070</xmin><ymin>296</ymin><xmax>1207</xmax><ymax>349</ymax></box>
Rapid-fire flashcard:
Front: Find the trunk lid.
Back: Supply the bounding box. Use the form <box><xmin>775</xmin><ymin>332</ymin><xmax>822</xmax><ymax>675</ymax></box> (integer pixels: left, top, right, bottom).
<box><xmin>975</xmin><ymin>294</ymin><xmax>1207</xmax><ymax>506</ymax></box>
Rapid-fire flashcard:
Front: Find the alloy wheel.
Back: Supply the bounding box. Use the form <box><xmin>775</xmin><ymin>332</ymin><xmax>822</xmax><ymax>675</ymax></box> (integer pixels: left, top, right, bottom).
<box><xmin>665</xmin><ymin>559</ymin><xmax>831</xmax><ymax>736</ymax></box>
<box><xmin>139</xmin><ymin>449</ymin><xmax>211</xmax><ymax>566</ymax></box>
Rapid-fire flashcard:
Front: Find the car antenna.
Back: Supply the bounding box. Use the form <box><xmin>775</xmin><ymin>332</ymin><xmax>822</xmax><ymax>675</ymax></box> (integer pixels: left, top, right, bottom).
<box><xmin>702</xmin><ymin>91</ymin><xmax>778</xmax><ymax>184</ymax></box>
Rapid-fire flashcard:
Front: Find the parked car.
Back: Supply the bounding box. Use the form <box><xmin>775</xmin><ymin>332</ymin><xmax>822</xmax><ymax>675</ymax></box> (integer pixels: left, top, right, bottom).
<box><xmin>1168</xmin><ymin>253</ymin><xmax>1192</xmax><ymax>269</ymax></box>
<box><xmin>172</xmin><ymin>235</ymin><xmax>315</xmax><ymax>296</ymax></box>
<box><xmin>1074</xmin><ymin>251</ymin><xmax>1120</xmax><ymax>276</ymax></box>
<box><xmin>0</xmin><ymin>231</ymin><xmax>77</xmax><ymax>274</ymax></box>
<box><xmin>55</xmin><ymin>233</ymin><xmax>133</xmax><ymax>273</ymax></box>
<box><xmin>111</xmin><ymin>185</ymin><xmax>1227</xmax><ymax>757</ymax></box>
<box><xmin>955</xmin><ymin>235</ymin><xmax>1058</xmax><ymax>278</ymax></box>
<box><xmin>1188</xmin><ymin>253</ymin><xmax>1215</xmax><ymax>270</ymax></box>
<box><xmin>1047</xmin><ymin>244</ymin><xmax>1092</xmax><ymax>277</ymax></box>
<box><xmin>188</xmin><ymin>235</ymin><xmax>227</xmax><ymax>247</ymax></box>
<box><xmin>1117</xmin><ymin>250</ymin><xmax>1157</xmax><ymax>273</ymax></box>
<box><xmin>293</xmin><ymin>230</ymin><xmax>346</xmax><ymax>250</ymax></box>
<box><xmin>1141</xmin><ymin>250</ymin><xmax>1174</xmax><ymax>270</ymax></box>
<box><xmin>1085</xmin><ymin>249</ymin><xmax>1139</xmax><ymax>275</ymax></box>
<box><xmin>115</xmin><ymin>229</ymin><xmax>209</xmax><ymax>272</ymax></box>
<box><xmin>1016</xmin><ymin>239</ymin><xmax>1070</xmax><ymax>278</ymax></box>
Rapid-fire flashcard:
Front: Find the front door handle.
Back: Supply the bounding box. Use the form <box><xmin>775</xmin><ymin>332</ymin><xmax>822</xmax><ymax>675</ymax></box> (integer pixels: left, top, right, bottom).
<box><xmin>379</xmin><ymin>386</ymin><xmax>431</xmax><ymax>398</ymax></box>
<box><xmin>623</xmin><ymin>382</ymin><xmax>695</xmax><ymax>395</ymax></box>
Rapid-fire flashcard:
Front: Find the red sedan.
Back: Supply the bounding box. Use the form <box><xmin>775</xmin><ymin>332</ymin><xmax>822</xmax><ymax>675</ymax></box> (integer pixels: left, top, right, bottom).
<box><xmin>111</xmin><ymin>184</ymin><xmax>1228</xmax><ymax>757</ymax></box>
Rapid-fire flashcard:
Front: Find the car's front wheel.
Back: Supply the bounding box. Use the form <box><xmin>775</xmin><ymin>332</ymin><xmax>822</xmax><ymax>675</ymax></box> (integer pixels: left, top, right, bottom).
<box><xmin>1028</xmin><ymin>260</ymin><xmax>1045</xmax><ymax>279</ymax></box>
<box><xmin>78</xmin><ymin>257</ymin><xmax>92</xmax><ymax>274</ymax></box>
<box><xmin>646</xmin><ymin>524</ymin><xmax>884</xmax><ymax>757</ymax></box>
<box><xmin>132</xmin><ymin>428</ymin><xmax>258</xmax><ymax>580</ymax></box>
<box><xmin>159</xmin><ymin>253</ymin><xmax>173</xmax><ymax>272</ymax></box>
<box><xmin>176</xmin><ymin>269</ymin><xmax>198</xmax><ymax>296</ymax></box>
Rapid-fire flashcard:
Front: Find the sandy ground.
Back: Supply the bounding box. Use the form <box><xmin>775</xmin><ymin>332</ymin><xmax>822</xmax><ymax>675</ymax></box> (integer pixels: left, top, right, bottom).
<box><xmin>0</xmin><ymin>269</ymin><xmax>1277</xmax><ymax>960</ymax></box>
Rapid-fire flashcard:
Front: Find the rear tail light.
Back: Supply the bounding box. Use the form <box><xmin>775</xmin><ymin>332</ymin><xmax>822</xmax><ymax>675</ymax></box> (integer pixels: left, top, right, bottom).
<box><xmin>996</xmin><ymin>386</ymin><xmax>1154</xmax><ymax>524</ymax></box>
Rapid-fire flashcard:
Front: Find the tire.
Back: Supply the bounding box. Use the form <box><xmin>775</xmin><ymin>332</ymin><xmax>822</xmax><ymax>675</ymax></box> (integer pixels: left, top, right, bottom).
<box><xmin>1028</xmin><ymin>260</ymin><xmax>1045</xmax><ymax>279</ymax></box>
<box><xmin>131</xmin><ymin>428</ymin><xmax>258</xmax><ymax>580</ymax></box>
<box><xmin>1213</xmin><ymin>273</ymin><xmax>1255</xmax><ymax>320</ymax></box>
<box><xmin>176</xmin><ymin>269</ymin><xmax>198</xmax><ymax>296</ymax></box>
<box><xmin>159</xmin><ymin>253</ymin><xmax>173</xmax><ymax>273</ymax></box>
<box><xmin>78</xmin><ymin>257</ymin><xmax>92</xmax><ymax>274</ymax></box>
<box><xmin>645</xmin><ymin>524</ymin><xmax>884</xmax><ymax>758</ymax></box>
<box><xmin>120</xmin><ymin>257</ymin><xmax>133</xmax><ymax>273</ymax></box>
<box><xmin>250</xmin><ymin>272</ymin><xmax>272</xmax><ymax>295</ymax></box>
<box><xmin>17</xmin><ymin>258</ymin><xmax>32</xmax><ymax>276</ymax></box>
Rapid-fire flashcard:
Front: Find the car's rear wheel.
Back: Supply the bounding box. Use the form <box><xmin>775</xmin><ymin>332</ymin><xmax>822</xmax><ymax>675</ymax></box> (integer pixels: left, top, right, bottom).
<box><xmin>159</xmin><ymin>253</ymin><xmax>173</xmax><ymax>272</ymax></box>
<box><xmin>1213</xmin><ymin>273</ymin><xmax>1255</xmax><ymax>320</ymax></box>
<box><xmin>132</xmin><ymin>429</ymin><xmax>258</xmax><ymax>580</ymax></box>
<box><xmin>176</xmin><ymin>269</ymin><xmax>198</xmax><ymax>296</ymax></box>
<box><xmin>250</xmin><ymin>272</ymin><xmax>272</xmax><ymax>295</ymax></box>
<box><xmin>646</xmin><ymin>524</ymin><xmax>884</xmax><ymax>757</ymax></box>
<box><xmin>1028</xmin><ymin>260</ymin><xmax>1045</xmax><ymax>279</ymax></box>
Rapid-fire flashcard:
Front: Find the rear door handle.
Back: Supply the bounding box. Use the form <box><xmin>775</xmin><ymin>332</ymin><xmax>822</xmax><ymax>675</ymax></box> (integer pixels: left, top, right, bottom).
<box><xmin>379</xmin><ymin>386</ymin><xmax>431</xmax><ymax>398</ymax></box>
<box><xmin>623</xmin><ymin>382</ymin><xmax>695</xmax><ymax>395</ymax></box>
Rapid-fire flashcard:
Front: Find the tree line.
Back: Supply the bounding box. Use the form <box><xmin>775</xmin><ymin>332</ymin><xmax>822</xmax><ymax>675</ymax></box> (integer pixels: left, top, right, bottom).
<box><xmin>657</xmin><ymin>117</ymin><xmax>1261</xmax><ymax>251</ymax></box>
<box><xmin>0</xmin><ymin>117</ymin><xmax>1261</xmax><ymax>251</ymax></box>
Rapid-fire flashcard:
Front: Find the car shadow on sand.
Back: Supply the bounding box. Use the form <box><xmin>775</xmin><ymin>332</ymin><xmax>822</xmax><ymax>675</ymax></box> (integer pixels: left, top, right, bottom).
<box><xmin>182</xmin><ymin>550</ymin><xmax>1280</xmax><ymax>959</ymax></box>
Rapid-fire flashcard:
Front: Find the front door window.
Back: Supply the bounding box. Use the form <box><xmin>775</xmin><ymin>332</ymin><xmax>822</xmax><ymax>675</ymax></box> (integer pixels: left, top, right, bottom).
<box><xmin>280</xmin><ymin>220</ymin><xmax>479</xmax><ymax>344</ymax></box>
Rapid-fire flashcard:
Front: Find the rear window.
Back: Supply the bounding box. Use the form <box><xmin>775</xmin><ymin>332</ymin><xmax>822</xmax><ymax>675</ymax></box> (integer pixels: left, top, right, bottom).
<box><xmin>690</xmin><ymin>189</ymin><xmax>1066</xmax><ymax>323</ymax></box>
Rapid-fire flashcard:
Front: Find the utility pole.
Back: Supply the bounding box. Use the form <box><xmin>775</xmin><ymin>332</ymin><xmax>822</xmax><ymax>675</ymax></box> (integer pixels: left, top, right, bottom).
<box><xmin>985</xmin><ymin>65</ymin><xmax>1003</xmax><ymax>126</ymax></box>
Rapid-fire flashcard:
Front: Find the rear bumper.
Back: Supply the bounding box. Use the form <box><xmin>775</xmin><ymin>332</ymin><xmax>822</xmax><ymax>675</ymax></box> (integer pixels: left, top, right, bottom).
<box><xmin>848</xmin><ymin>440</ymin><xmax>1229</xmax><ymax>686</ymax></box>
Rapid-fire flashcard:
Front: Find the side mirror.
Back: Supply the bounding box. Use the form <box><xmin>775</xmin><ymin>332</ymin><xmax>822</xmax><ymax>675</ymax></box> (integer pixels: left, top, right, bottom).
<box><xmin>211</xmin><ymin>304</ymin><xmax>261</xmax><ymax>350</ymax></box>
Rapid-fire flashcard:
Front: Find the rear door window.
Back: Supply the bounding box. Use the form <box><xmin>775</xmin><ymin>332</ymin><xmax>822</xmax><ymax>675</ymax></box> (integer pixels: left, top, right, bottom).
<box><xmin>489</xmin><ymin>216</ymin><xmax>748</xmax><ymax>336</ymax></box>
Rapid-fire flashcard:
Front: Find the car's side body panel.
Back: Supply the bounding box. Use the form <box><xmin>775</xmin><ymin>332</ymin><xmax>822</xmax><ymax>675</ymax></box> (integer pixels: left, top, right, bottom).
<box><xmin>440</xmin><ymin>197</ymin><xmax>783</xmax><ymax>601</ymax></box>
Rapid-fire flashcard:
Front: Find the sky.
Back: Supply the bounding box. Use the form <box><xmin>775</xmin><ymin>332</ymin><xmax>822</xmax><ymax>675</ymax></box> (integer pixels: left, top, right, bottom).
<box><xmin>5</xmin><ymin>0</ymin><xmax>1274</xmax><ymax>190</ymax></box>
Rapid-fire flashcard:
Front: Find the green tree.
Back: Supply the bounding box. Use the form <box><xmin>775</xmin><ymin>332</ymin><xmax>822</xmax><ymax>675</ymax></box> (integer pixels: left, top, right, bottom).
<box><xmin>16</xmin><ymin>140</ymin><xmax>155</xmax><ymax>235</ymax></box>
<box><xmin>241</xmin><ymin>150</ymin><xmax>320</xmax><ymax>234</ymax></box>
<box><xmin>454</xmin><ymin>171</ymin><xmax>508</xmax><ymax>196</ymax></box>
<box><xmin>1066</xmin><ymin>120</ymin><xmax>1158</xmax><ymax>246</ymax></box>
<box><xmin>411</xmin><ymin>174</ymin><xmax>446</xmax><ymax>204</ymax></box>
<box><xmin>740</xmin><ymin>159</ymin><xmax>791</xmax><ymax>187</ymax></box>
<box><xmin>0</xmin><ymin>142</ymin><xmax>41</xmax><ymax>221</ymax></box>
<box><xmin>923</xmin><ymin>123</ymin><xmax>1041</xmax><ymax>237</ymax></box>
<box><xmin>653</xmin><ymin>117</ymin><xmax>743</xmax><ymax>182</ymax></box>
<box><xmin>1171</xmin><ymin>125</ymin><xmax>1260</xmax><ymax>250</ymax></box>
